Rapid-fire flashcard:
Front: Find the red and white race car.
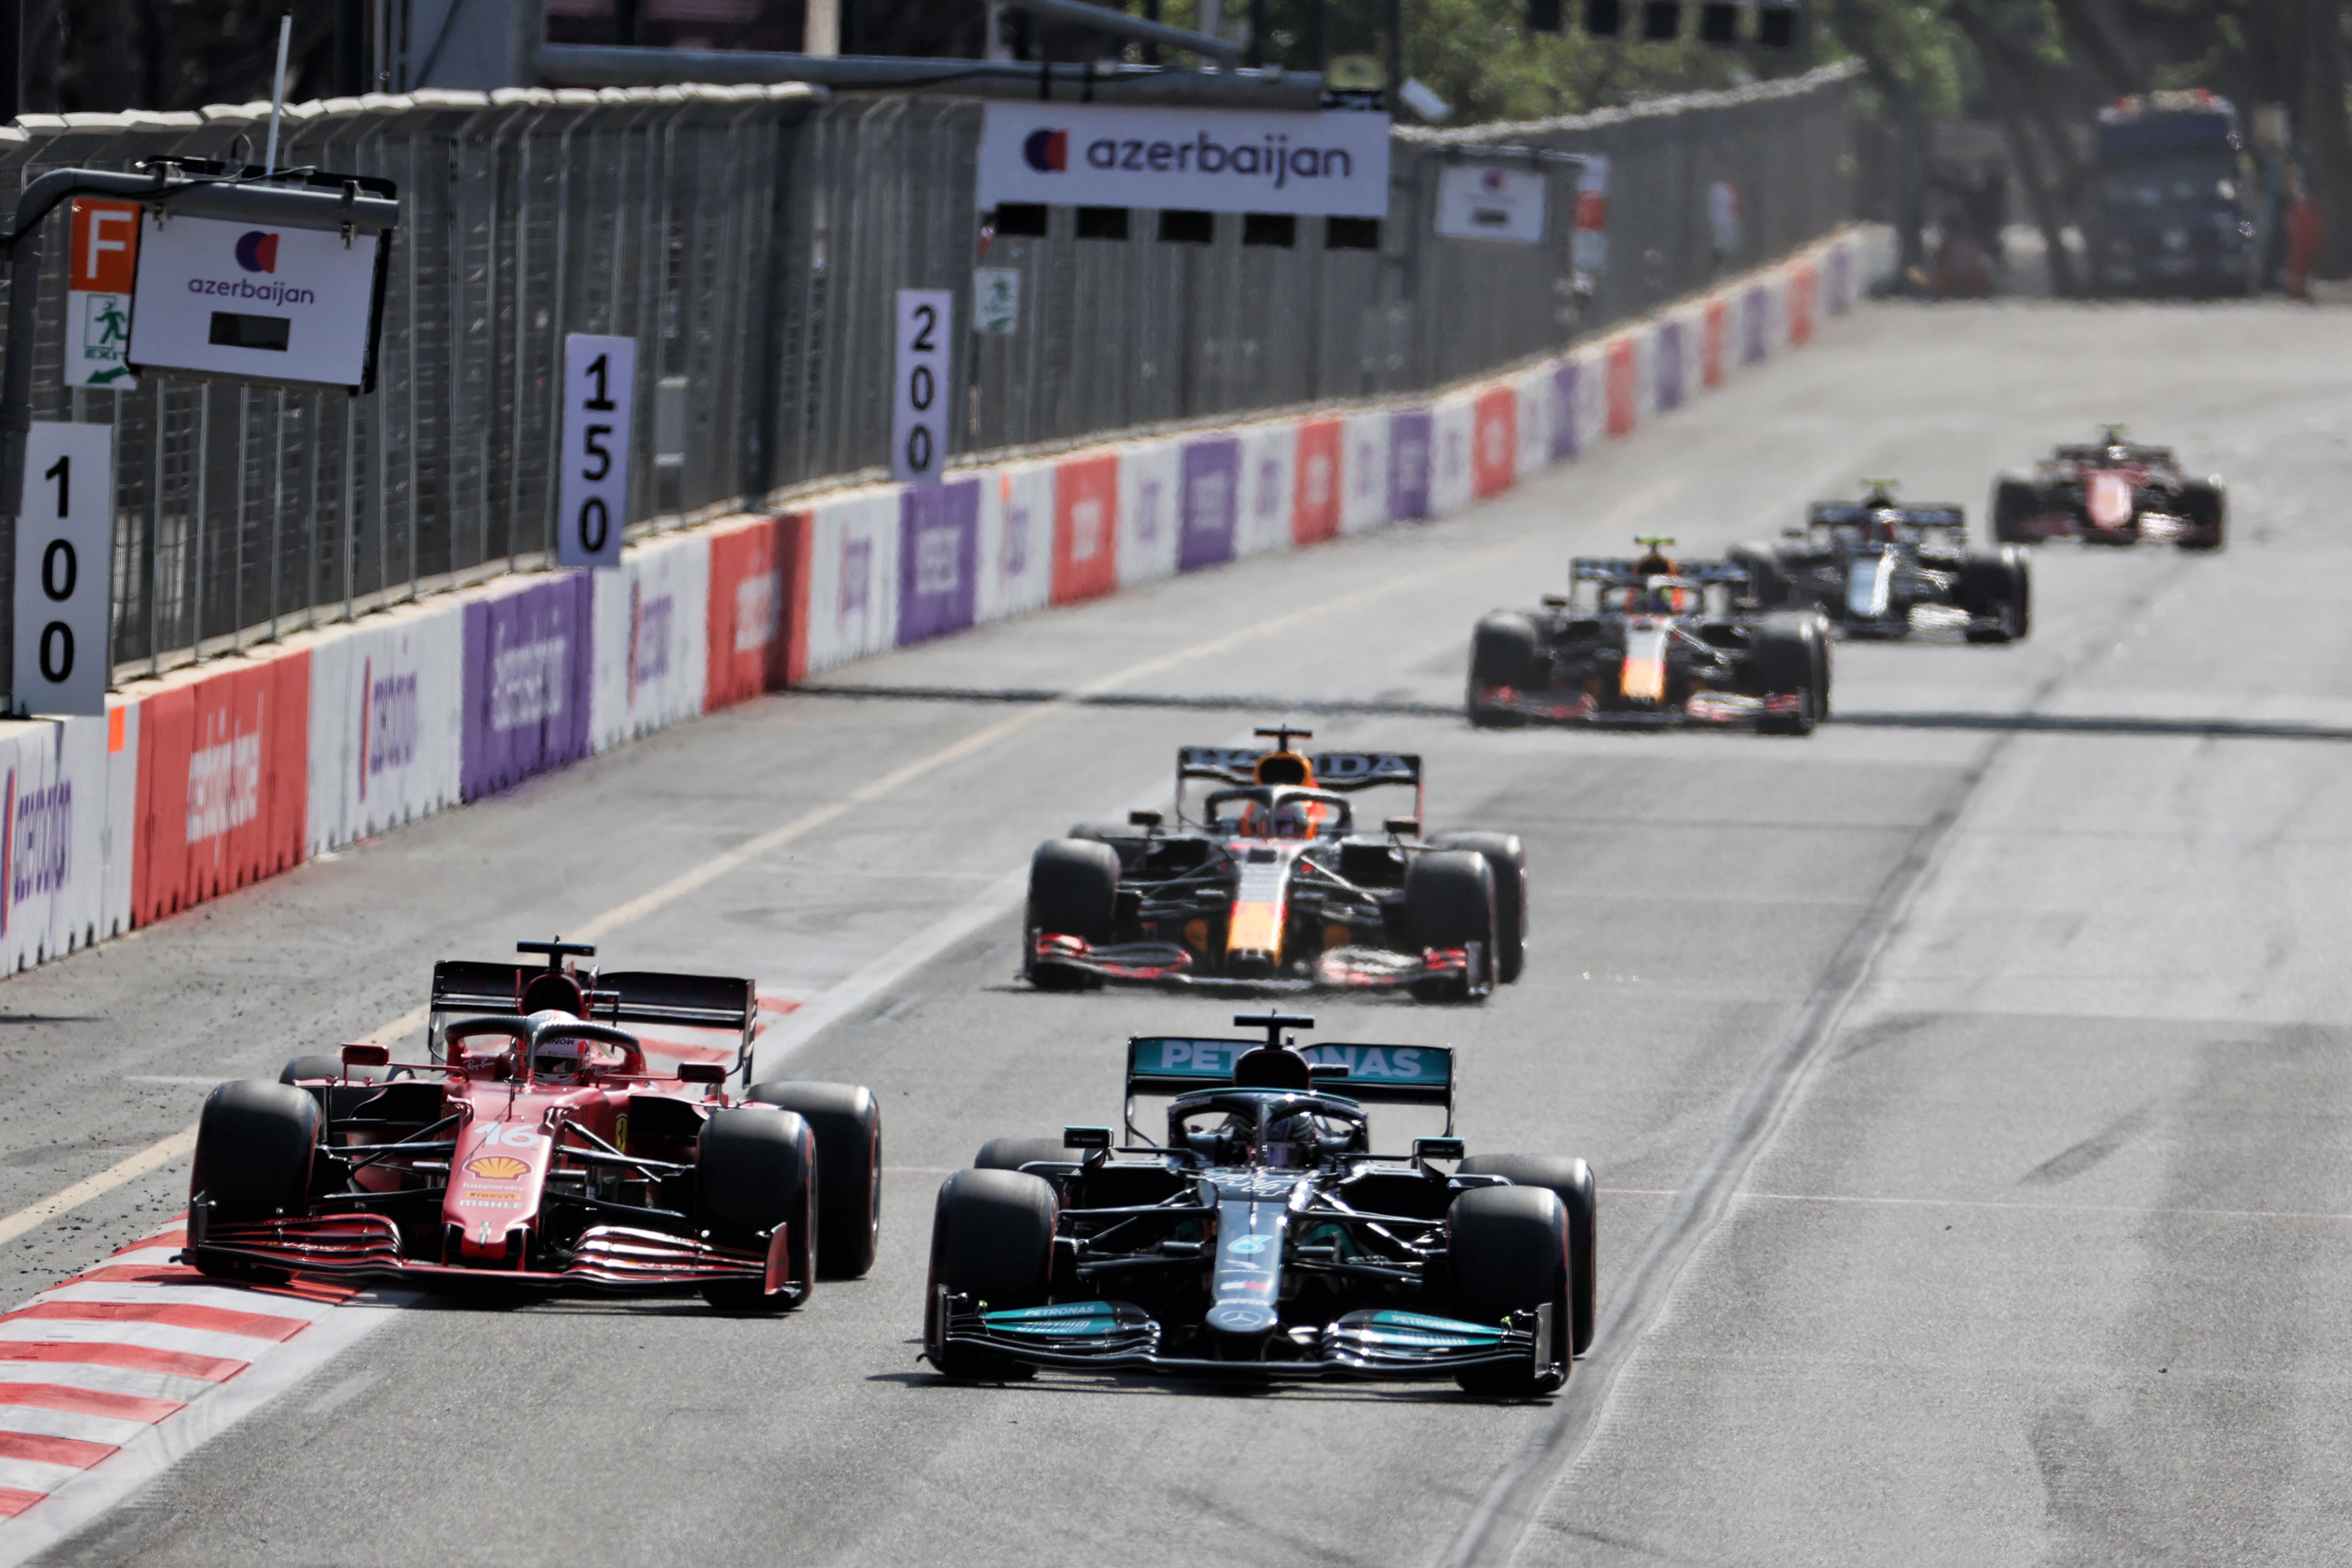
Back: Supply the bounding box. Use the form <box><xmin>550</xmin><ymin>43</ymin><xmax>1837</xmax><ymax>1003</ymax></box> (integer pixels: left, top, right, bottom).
<box><xmin>1991</xmin><ymin>427</ymin><xmax>2226</xmax><ymax>550</ymax></box>
<box><xmin>185</xmin><ymin>940</ymin><xmax>880</xmax><ymax>1310</ymax></box>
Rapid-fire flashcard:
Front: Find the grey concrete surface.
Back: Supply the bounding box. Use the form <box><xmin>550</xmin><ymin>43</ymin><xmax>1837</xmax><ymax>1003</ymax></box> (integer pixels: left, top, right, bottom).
<box><xmin>2</xmin><ymin>297</ymin><xmax>2348</xmax><ymax>1565</ymax></box>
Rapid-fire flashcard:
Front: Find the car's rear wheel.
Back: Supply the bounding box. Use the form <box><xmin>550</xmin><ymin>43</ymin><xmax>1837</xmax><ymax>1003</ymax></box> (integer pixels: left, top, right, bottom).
<box><xmin>974</xmin><ymin>1136</ymin><xmax>1072</xmax><ymax>1173</ymax></box>
<box><xmin>1432</xmin><ymin>832</ymin><xmax>1528</xmax><ymax>983</ymax></box>
<box><xmin>1447</xmin><ymin>1185</ymin><xmax>1571</xmax><ymax>1396</ymax></box>
<box><xmin>1749</xmin><ymin>612</ymin><xmax>1825</xmax><ymax>735</ymax></box>
<box><xmin>926</xmin><ymin>1169</ymin><xmax>1057</xmax><ymax>1381</ymax></box>
<box><xmin>1405</xmin><ymin>850</ymin><xmax>1497</xmax><ymax>1001</ymax></box>
<box><xmin>189</xmin><ymin>1081</ymin><xmax>320</xmax><ymax>1280</ymax></box>
<box><xmin>1025</xmin><ymin>838</ymin><xmax>1120</xmax><ymax>991</ymax></box>
<box><xmin>2177</xmin><ymin>479</ymin><xmax>2226</xmax><ymax>551</ymax></box>
<box><xmin>697</xmin><ymin>1106</ymin><xmax>817</xmax><ymax>1311</ymax></box>
<box><xmin>746</xmin><ymin>1082</ymin><xmax>881</xmax><ymax>1279</ymax></box>
<box><xmin>1460</xmin><ymin>1155</ymin><xmax>1596</xmax><ymax>1356</ymax></box>
<box><xmin>1991</xmin><ymin>477</ymin><xmax>2041</xmax><ymax>544</ymax></box>
<box><xmin>1960</xmin><ymin>548</ymin><xmax>2029</xmax><ymax>643</ymax></box>
<box><xmin>1467</xmin><ymin>613</ymin><xmax>1539</xmax><ymax>728</ymax></box>
<box><xmin>1725</xmin><ymin>544</ymin><xmax>1789</xmax><ymax>611</ymax></box>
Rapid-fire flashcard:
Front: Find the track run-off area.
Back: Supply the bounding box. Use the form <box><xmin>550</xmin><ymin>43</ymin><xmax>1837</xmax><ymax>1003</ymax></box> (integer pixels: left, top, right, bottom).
<box><xmin>2</xmin><ymin>296</ymin><xmax>2349</xmax><ymax>1565</ymax></box>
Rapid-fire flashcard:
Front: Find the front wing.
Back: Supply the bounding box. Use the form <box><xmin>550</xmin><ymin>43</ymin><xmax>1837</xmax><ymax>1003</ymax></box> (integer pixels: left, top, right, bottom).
<box><xmin>930</xmin><ymin>1292</ymin><xmax>1556</xmax><ymax>1381</ymax></box>
<box><xmin>1028</xmin><ymin>933</ymin><xmax>1476</xmax><ymax>994</ymax></box>
<box><xmin>1470</xmin><ymin>684</ymin><xmax>1804</xmax><ymax>727</ymax></box>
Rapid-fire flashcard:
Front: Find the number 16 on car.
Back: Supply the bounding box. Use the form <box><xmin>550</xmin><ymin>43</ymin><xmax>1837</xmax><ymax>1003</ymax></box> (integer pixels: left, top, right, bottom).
<box><xmin>891</xmin><ymin>289</ymin><xmax>952</xmax><ymax>485</ymax></box>
<box><xmin>557</xmin><ymin>333</ymin><xmax>635</xmax><ymax>569</ymax></box>
<box><xmin>14</xmin><ymin>422</ymin><xmax>112</xmax><ymax>717</ymax></box>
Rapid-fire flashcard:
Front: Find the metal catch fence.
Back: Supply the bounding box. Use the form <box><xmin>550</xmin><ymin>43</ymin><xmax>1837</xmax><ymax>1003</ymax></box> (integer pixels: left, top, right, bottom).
<box><xmin>0</xmin><ymin>64</ymin><xmax>1854</xmax><ymax>682</ymax></box>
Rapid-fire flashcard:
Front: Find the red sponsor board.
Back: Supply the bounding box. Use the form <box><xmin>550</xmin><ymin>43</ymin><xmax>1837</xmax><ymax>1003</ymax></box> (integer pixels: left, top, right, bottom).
<box><xmin>1051</xmin><ymin>454</ymin><xmax>1120</xmax><ymax>604</ymax></box>
<box><xmin>1292</xmin><ymin>420</ymin><xmax>1341</xmax><ymax>544</ymax></box>
<box><xmin>1788</xmin><ymin>263</ymin><xmax>1816</xmax><ymax>346</ymax></box>
<box><xmin>1604</xmin><ymin>337</ymin><xmax>1638</xmax><ymax>438</ymax></box>
<box><xmin>1471</xmin><ymin>387</ymin><xmax>1516</xmax><ymax>499</ymax></box>
<box><xmin>133</xmin><ymin>653</ymin><xmax>310</xmax><ymax>925</ymax></box>
<box><xmin>1701</xmin><ymin>300</ymin><xmax>1727</xmax><ymax>389</ymax></box>
<box><xmin>705</xmin><ymin>513</ymin><xmax>787</xmax><ymax>709</ymax></box>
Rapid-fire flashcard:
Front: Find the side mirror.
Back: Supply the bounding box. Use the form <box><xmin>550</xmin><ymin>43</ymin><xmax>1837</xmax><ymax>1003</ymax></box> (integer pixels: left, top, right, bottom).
<box><xmin>1127</xmin><ymin>809</ymin><xmax>1164</xmax><ymax>830</ymax></box>
<box><xmin>341</xmin><ymin>1042</ymin><xmax>391</xmax><ymax>1069</ymax></box>
<box><xmin>1383</xmin><ymin>816</ymin><xmax>1420</xmax><ymax>838</ymax></box>
<box><xmin>1782</xmin><ymin>527</ymin><xmax>1804</xmax><ymax>539</ymax></box>
<box><xmin>1307</xmin><ymin>1063</ymin><xmax>1350</xmax><ymax>1081</ymax></box>
<box><xmin>1540</xmin><ymin>594</ymin><xmax>1570</xmax><ymax>609</ymax></box>
<box><xmin>1063</xmin><ymin>1125</ymin><xmax>1112</xmax><ymax>1150</ymax></box>
<box><xmin>676</xmin><ymin>1062</ymin><xmax>727</xmax><ymax>1084</ymax></box>
<box><xmin>1413</xmin><ymin>1136</ymin><xmax>1465</xmax><ymax>1163</ymax></box>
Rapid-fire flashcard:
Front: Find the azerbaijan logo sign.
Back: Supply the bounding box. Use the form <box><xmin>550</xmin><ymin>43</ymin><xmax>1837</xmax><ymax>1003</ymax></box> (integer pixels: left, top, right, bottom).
<box><xmin>233</xmin><ymin>231</ymin><xmax>280</xmax><ymax>273</ymax></box>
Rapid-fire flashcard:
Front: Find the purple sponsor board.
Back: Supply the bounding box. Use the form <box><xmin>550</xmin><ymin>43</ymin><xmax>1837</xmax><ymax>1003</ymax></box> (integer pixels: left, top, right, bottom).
<box><xmin>1654</xmin><ymin>320</ymin><xmax>1685</xmax><ymax>411</ymax></box>
<box><xmin>1743</xmin><ymin>285</ymin><xmax>1768</xmax><ymax>364</ymax></box>
<box><xmin>898</xmin><ymin>478</ymin><xmax>980</xmax><ymax>645</ymax></box>
<box><xmin>1549</xmin><ymin>361</ymin><xmax>1580</xmax><ymax>461</ymax></box>
<box><xmin>1178</xmin><ymin>438</ymin><xmax>1240</xmax><ymax>571</ymax></box>
<box><xmin>461</xmin><ymin>573</ymin><xmax>593</xmax><ymax>800</ymax></box>
<box><xmin>1388</xmin><ymin>409</ymin><xmax>1433</xmax><ymax>521</ymax></box>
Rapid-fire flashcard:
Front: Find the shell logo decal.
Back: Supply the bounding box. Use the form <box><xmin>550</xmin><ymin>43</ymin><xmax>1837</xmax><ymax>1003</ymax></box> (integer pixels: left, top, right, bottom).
<box><xmin>466</xmin><ymin>1155</ymin><xmax>531</xmax><ymax>1181</ymax></box>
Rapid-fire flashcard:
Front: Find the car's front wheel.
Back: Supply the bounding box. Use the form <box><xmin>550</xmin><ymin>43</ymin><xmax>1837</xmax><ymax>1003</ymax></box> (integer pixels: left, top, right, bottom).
<box><xmin>696</xmin><ymin>1106</ymin><xmax>818</xmax><ymax>1311</ymax></box>
<box><xmin>926</xmin><ymin>1170</ymin><xmax>1057</xmax><ymax>1381</ymax></box>
<box><xmin>1447</xmin><ymin>1185</ymin><xmax>1571</xmax><ymax>1396</ymax></box>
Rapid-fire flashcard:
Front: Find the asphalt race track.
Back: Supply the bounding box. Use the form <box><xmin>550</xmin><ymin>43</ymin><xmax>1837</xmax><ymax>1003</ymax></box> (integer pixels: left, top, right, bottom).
<box><xmin>6</xmin><ymin>297</ymin><xmax>2352</xmax><ymax>1566</ymax></box>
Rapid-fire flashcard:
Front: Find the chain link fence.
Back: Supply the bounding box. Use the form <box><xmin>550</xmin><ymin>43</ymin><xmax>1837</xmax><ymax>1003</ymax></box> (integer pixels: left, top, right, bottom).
<box><xmin>0</xmin><ymin>64</ymin><xmax>1854</xmax><ymax>681</ymax></box>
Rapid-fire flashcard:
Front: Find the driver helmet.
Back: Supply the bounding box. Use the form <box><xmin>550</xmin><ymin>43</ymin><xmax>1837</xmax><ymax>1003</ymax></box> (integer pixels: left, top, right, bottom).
<box><xmin>1261</xmin><ymin>1109</ymin><xmax>1322</xmax><ymax>1169</ymax></box>
<box><xmin>1864</xmin><ymin>508</ymin><xmax>1901</xmax><ymax>542</ymax></box>
<box><xmin>526</xmin><ymin>1011</ymin><xmax>588</xmax><ymax>1082</ymax></box>
<box><xmin>1268</xmin><ymin>799</ymin><xmax>1311</xmax><ymax>840</ymax></box>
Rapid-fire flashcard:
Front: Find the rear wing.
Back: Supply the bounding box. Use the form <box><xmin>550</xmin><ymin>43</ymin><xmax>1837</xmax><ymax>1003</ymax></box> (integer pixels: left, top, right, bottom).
<box><xmin>2055</xmin><ymin>443</ymin><xmax>2173</xmax><ymax>466</ymax></box>
<box><xmin>429</xmin><ymin>961</ymin><xmax>756</xmax><ymax>1067</ymax></box>
<box><xmin>1125</xmin><ymin>1035</ymin><xmax>1455</xmax><ymax>1118</ymax></box>
<box><xmin>1570</xmin><ymin>556</ymin><xmax>1749</xmax><ymax>586</ymax></box>
<box><xmin>1176</xmin><ymin>747</ymin><xmax>1421</xmax><ymax>792</ymax></box>
<box><xmin>1806</xmin><ymin>501</ymin><xmax>1966</xmax><ymax>530</ymax></box>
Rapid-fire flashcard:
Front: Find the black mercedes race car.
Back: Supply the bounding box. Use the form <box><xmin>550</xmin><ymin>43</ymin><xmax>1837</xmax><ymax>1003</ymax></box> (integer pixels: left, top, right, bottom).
<box><xmin>1991</xmin><ymin>426</ymin><xmax>2225</xmax><ymax>550</ymax></box>
<box><xmin>924</xmin><ymin>1013</ymin><xmax>1595</xmax><ymax>1395</ymax></box>
<box><xmin>1024</xmin><ymin>727</ymin><xmax>1526</xmax><ymax>1001</ymax></box>
<box><xmin>1742</xmin><ymin>484</ymin><xmax>2029</xmax><ymax>643</ymax></box>
<box><xmin>1468</xmin><ymin>539</ymin><xmax>1830</xmax><ymax>735</ymax></box>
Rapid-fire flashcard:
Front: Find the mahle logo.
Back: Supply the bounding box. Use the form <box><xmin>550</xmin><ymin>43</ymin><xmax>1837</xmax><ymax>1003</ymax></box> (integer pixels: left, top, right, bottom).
<box><xmin>1022</xmin><ymin>129</ymin><xmax>1069</xmax><ymax>173</ymax></box>
<box><xmin>233</xmin><ymin>231</ymin><xmax>280</xmax><ymax>273</ymax></box>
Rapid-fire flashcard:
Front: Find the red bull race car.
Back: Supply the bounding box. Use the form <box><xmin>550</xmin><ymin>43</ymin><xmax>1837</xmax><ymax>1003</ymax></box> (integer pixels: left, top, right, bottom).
<box><xmin>1991</xmin><ymin>426</ymin><xmax>2226</xmax><ymax>550</ymax></box>
<box><xmin>925</xmin><ymin>1012</ymin><xmax>1596</xmax><ymax>1395</ymax></box>
<box><xmin>1468</xmin><ymin>538</ymin><xmax>1831</xmax><ymax>734</ymax></box>
<box><xmin>1023</xmin><ymin>728</ymin><xmax>1527</xmax><ymax>1001</ymax></box>
<box><xmin>184</xmin><ymin>940</ymin><xmax>882</xmax><ymax>1309</ymax></box>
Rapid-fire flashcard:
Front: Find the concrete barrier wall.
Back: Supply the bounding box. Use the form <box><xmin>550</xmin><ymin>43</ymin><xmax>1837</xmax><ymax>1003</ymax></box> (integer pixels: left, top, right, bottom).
<box><xmin>0</xmin><ymin>229</ymin><xmax>1880</xmax><ymax>973</ymax></box>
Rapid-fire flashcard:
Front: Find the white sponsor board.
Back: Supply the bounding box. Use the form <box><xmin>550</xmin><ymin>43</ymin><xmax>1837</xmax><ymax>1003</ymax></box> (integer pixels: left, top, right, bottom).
<box><xmin>0</xmin><ymin>714</ymin><xmax>116</xmax><ymax>971</ymax></box>
<box><xmin>803</xmin><ymin>488</ymin><xmax>901</xmax><ymax>673</ymax></box>
<box><xmin>15</xmin><ymin>423</ymin><xmax>113</xmax><ymax>717</ymax></box>
<box><xmin>891</xmin><ymin>290</ymin><xmax>953</xmax><ymax>485</ymax></box>
<box><xmin>304</xmin><ymin>598</ymin><xmax>466</xmax><ymax>854</ymax></box>
<box><xmin>977</xmin><ymin>460</ymin><xmax>1056</xmax><ymax>623</ymax></box>
<box><xmin>1429</xmin><ymin>393</ymin><xmax>1476</xmax><ymax>518</ymax></box>
<box><xmin>1235</xmin><ymin>424</ymin><xmax>1297</xmax><ymax>560</ymax></box>
<box><xmin>590</xmin><ymin>530</ymin><xmax>710</xmax><ymax>749</ymax></box>
<box><xmin>126</xmin><ymin>213</ymin><xmax>383</xmax><ymax>390</ymax></box>
<box><xmin>1339</xmin><ymin>411</ymin><xmax>1391</xmax><ymax>535</ymax></box>
<box><xmin>558</xmin><ymin>334</ymin><xmax>636</xmax><ymax>569</ymax></box>
<box><xmin>977</xmin><ymin>103</ymin><xmax>1393</xmax><ymax>218</ymax></box>
<box><xmin>1116</xmin><ymin>439</ymin><xmax>1182</xmax><ymax>588</ymax></box>
<box><xmin>1435</xmin><ymin>164</ymin><xmax>1547</xmax><ymax>243</ymax></box>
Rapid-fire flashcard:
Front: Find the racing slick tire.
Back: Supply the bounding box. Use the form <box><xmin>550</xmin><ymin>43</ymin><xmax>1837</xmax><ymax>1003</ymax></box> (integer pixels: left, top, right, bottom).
<box><xmin>1749</xmin><ymin>612</ymin><xmax>1826</xmax><ymax>735</ymax></box>
<box><xmin>189</xmin><ymin>1081</ymin><xmax>321</xmax><ymax>1280</ymax></box>
<box><xmin>747</xmin><ymin>1081</ymin><xmax>882</xmax><ymax>1280</ymax></box>
<box><xmin>696</xmin><ymin>1106</ymin><xmax>818</xmax><ymax>1311</ymax></box>
<box><xmin>1403</xmin><ymin>850</ymin><xmax>1498</xmax><ymax>1002</ymax></box>
<box><xmin>926</xmin><ymin>1169</ymin><xmax>1057</xmax><ymax>1381</ymax></box>
<box><xmin>1025</xmin><ymin>838</ymin><xmax>1120</xmax><ymax>991</ymax></box>
<box><xmin>1446</xmin><ymin>1185</ymin><xmax>1571</xmax><ymax>1396</ymax></box>
<box><xmin>279</xmin><ymin>1055</ymin><xmax>387</xmax><ymax>1121</ymax></box>
<box><xmin>1725</xmin><ymin>544</ymin><xmax>1790</xmax><ymax>612</ymax></box>
<box><xmin>1960</xmin><ymin>548</ymin><xmax>2030</xmax><ymax>643</ymax></box>
<box><xmin>1990</xmin><ymin>477</ymin><xmax>2041</xmax><ymax>544</ymax></box>
<box><xmin>974</xmin><ymin>1136</ymin><xmax>1073</xmax><ymax>1173</ymax></box>
<box><xmin>2177</xmin><ymin>479</ymin><xmax>2226</xmax><ymax>552</ymax></box>
<box><xmin>1467</xmin><ymin>613</ymin><xmax>1540</xmax><ymax>728</ymax></box>
<box><xmin>1460</xmin><ymin>1155</ymin><xmax>1597</xmax><ymax>1356</ymax></box>
<box><xmin>1431</xmin><ymin>832</ymin><xmax>1528</xmax><ymax>984</ymax></box>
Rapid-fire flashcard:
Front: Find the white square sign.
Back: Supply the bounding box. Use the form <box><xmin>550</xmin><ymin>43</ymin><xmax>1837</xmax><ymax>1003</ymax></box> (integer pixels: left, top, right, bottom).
<box><xmin>14</xmin><ymin>423</ymin><xmax>113</xmax><ymax>717</ymax></box>
<box><xmin>891</xmin><ymin>290</ymin><xmax>952</xmax><ymax>485</ymax></box>
<box><xmin>557</xmin><ymin>334</ymin><xmax>637</xmax><ymax>569</ymax></box>
<box><xmin>126</xmin><ymin>212</ymin><xmax>383</xmax><ymax>391</ymax></box>
<box><xmin>1435</xmin><ymin>164</ymin><xmax>1548</xmax><ymax>244</ymax></box>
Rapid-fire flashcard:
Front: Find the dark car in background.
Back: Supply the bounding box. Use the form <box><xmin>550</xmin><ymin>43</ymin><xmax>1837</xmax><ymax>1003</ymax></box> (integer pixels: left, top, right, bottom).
<box><xmin>2089</xmin><ymin>91</ymin><xmax>2258</xmax><ymax>297</ymax></box>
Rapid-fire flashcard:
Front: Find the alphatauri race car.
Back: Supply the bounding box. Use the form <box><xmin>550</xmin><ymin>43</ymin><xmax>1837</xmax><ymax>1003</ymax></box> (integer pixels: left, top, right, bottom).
<box><xmin>184</xmin><ymin>940</ymin><xmax>882</xmax><ymax>1309</ymax></box>
<box><xmin>1991</xmin><ymin>426</ymin><xmax>2226</xmax><ymax>550</ymax></box>
<box><xmin>1742</xmin><ymin>484</ymin><xmax>2029</xmax><ymax>642</ymax></box>
<box><xmin>1468</xmin><ymin>539</ymin><xmax>1830</xmax><ymax>734</ymax></box>
<box><xmin>925</xmin><ymin>1013</ymin><xmax>1595</xmax><ymax>1394</ymax></box>
<box><xmin>1024</xmin><ymin>728</ymin><xmax>1526</xmax><ymax>1001</ymax></box>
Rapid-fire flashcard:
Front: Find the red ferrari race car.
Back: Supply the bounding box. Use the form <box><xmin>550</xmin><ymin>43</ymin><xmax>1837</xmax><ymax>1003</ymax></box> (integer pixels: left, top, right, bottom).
<box><xmin>1991</xmin><ymin>426</ymin><xmax>2226</xmax><ymax>550</ymax></box>
<box><xmin>1024</xmin><ymin>728</ymin><xmax>1527</xmax><ymax>1002</ymax></box>
<box><xmin>184</xmin><ymin>940</ymin><xmax>881</xmax><ymax>1310</ymax></box>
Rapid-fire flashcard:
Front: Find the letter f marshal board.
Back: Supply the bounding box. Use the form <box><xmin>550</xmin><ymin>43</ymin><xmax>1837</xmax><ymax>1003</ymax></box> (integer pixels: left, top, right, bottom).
<box><xmin>975</xmin><ymin>104</ymin><xmax>1392</xmax><ymax>218</ymax></box>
